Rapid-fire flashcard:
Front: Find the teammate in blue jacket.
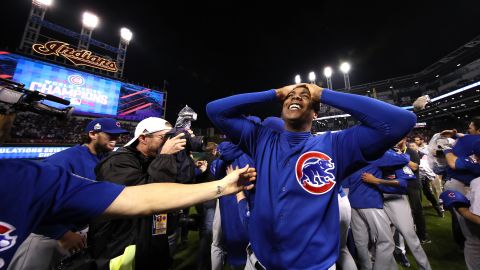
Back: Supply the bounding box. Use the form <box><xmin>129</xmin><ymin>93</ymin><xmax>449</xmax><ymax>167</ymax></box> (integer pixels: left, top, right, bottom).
<box><xmin>211</xmin><ymin>141</ymin><xmax>254</xmax><ymax>269</ymax></box>
<box><xmin>207</xmin><ymin>83</ymin><xmax>416</xmax><ymax>269</ymax></box>
<box><xmin>363</xmin><ymin>162</ymin><xmax>432</xmax><ymax>270</ymax></box>
<box><xmin>346</xmin><ymin>149</ymin><xmax>411</xmax><ymax>270</ymax></box>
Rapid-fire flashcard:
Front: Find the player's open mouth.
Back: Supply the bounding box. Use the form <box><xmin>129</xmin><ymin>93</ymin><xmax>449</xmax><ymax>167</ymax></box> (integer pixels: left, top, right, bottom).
<box><xmin>289</xmin><ymin>104</ymin><xmax>301</xmax><ymax>110</ymax></box>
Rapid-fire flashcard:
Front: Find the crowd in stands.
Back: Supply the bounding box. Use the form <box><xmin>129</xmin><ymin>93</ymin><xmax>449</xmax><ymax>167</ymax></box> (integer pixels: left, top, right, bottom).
<box><xmin>6</xmin><ymin>113</ymin><xmax>136</xmax><ymax>145</ymax></box>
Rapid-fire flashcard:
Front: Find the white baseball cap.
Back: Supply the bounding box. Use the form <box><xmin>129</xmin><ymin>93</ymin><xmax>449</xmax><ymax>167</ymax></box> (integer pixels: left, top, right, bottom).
<box><xmin>124</xmin><ymin>117</ymin><xmax>172</xmax><ymax>147</ymax></box>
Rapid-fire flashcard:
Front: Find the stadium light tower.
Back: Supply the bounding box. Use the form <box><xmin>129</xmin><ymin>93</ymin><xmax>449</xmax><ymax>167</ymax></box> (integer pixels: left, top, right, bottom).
<box><xmin>294</xmin><ymin>74</ymin><xmax>301</xmax><ymax>84</ymax></box>
<box><xmin>340</xmin><ymin>62</ymin><xmax>351</xmax><ymax>90</ymax></box>
<box><xmin>20</xmin><ymin>0</ymin><xmax>53</xmax><ymax>53</ymax></box>
<box><xmin>78</xmin><ymin>12</ymin><xmax>99</xmax><ymax>50</ymax></box>
<box><xmin>323</xmin><ymin>66</ymin><xmax>333</xmax><ymax>89</ymax></box>
<box><xmin>308</xmin><ymin>71</ymin><xmax>316</xmax><ymax>84</ymax></box>
<box><xmin>116</xmin><ymin>27</ymin><xmax>133</xmax><ymax>79</ymax></box>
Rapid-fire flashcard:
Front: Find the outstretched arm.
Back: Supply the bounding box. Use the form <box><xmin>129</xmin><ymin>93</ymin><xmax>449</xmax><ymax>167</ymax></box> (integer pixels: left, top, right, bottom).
<box><xmin>207</xmin><ymin>90</ymin><xmax>278</xmax><ymax>143</ymax></box>
<box><xmin>102</xmin><ymin>166</ymin><xmax>256</xmax><ymax>218</ymax></box>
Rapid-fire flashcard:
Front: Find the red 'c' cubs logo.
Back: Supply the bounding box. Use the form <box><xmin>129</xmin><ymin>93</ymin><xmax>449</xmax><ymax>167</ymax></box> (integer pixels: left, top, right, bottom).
<box><xmin>0</xmin><ymin>221</ymin><xmax>17</xmax><ymax>253</ymax></box>
<box><xmin>295</xmin><ymin>151</ymin><xmax>336</xmax><ymax>195</ymax></box>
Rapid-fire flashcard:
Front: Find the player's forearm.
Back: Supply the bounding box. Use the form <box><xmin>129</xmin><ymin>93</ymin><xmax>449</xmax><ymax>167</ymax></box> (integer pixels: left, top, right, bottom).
<box><xmin>457</xmin><ymin>207</ymin><xmax>480</xmax><ymax>225</ymax></box>
<box><xmin>377</xmin><ymin>179</ymin><xmax>401</xmax><ymax>186</ymax></box>
<box><xmin>320</xmin><ymin>90</ymin><xmax>416</xmax><ymax>158</ymax></box>
<box><xmin>445</xmin><ymin>152</ymin><xmax>457</xmax><ymax>169</ymax></box>
<box><xmin>104</xmin><ymin>180</ymin><xmax>232</xmax><ymax>217</ymax></box>
<box><xmin>206</xmin><ymin>90</ymin><xmax>277</xmax><ymax>140</ymax></box>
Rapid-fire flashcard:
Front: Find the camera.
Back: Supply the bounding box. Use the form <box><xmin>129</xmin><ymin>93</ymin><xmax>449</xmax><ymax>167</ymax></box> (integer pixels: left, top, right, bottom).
<box><xmin>0</xmin><ymin>77</ymin><xmax>73</xmax><ymax>118</ymax></box>
<box><xmin>165</xmin><ymin>127</ymin><xmax>205</xmax><ymax>152</ymax></box>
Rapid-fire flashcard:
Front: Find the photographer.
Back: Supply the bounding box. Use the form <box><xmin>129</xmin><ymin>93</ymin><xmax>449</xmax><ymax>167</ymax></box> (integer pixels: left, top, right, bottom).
<box><xmin>88</xmin><ymin>117</ymin><xmax>188</xmax><ymax>270</ymax></box>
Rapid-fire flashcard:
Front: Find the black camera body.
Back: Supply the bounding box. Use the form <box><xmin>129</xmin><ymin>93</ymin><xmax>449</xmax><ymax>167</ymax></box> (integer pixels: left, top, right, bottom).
<box><xmin>165</xmin><ymin>127</ymin><xmax>205</xmax><ymax>153</ymax></box>
<box><xmin>0</xmin><ymin>78</ymin><xmax>73</xmax><ymax>118</ymax></box>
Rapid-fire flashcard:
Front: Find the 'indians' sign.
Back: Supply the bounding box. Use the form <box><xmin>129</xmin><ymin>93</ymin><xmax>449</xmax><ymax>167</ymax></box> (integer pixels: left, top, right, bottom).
<box><xmin>32</xmin><ymin>41</ymin><xmax>118</xmax><ymax>72</ymax></box>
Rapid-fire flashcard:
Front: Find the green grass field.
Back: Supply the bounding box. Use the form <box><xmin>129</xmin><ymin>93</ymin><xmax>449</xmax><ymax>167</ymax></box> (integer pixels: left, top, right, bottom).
<box><xmin>405</xmin><ymin>205</ymin><xmax>466</xmax><ymax>270</ymax></box>
<box><xmin>172</xmin><ymin>204</ymin><xmax>468</xmax><ymax>270</ymax></box>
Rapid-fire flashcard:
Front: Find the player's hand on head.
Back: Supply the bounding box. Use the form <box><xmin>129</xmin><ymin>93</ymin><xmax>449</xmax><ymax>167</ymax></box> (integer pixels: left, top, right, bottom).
<box><xmin>160</xmin><ymin>133</ymin><xmax>187</xmax><ymax>154</ymax></box>
<box><xmin>306</xmin><ymin>84</ymin><xmax>324</xmax><ymax>102</ymax></box>
<box><xmin>275</xmin><ymin>84</ymin><xmax>307</xmax><ymax>100</ymax></box>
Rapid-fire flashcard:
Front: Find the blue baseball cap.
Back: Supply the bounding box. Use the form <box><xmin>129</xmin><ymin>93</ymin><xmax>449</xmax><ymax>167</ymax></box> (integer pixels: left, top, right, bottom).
<box><xmin>85</xmin><ymin>118</ymin><xmax>129</xmax><ymax>134</ymax></box>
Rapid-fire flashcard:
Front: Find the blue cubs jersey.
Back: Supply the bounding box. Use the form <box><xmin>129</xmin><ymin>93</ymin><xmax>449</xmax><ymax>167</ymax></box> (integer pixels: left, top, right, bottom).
<box><xmin>445</xmin><ymin>135</ymin><xmax>480</xmax><ymax>185</ymax></box>
<box><xmin>453</xmin><ymin>135</ymin><xmax>480</xmax><ymax>157</ymax></box>
<box><xmin>378</xmin><ymin>165</ymin><xmax>415</xmax><ymax>194</ymax></box>
<box><xmin>346</xmin><ymin>150</ymin><xmax>410</xmax><ymax>209</ymax></box>
<box><xmin>207</xmin><ymin>89</ymin><xmax>415</xmax><ymax>269</ymax></box>
<box><xmin>36</xmin><ymin>145</ymin><xmax>102</xmax><ymax>238</ymax></box>
<box><xmin>43</xmin><ymin>145</ymin><xmax>101</xmax><ymax>180</ymax></box>
<box><xmin>0</xmin><ymin>160</ymin><xmax>124</xmax><ymax>268</ymax></box>
<box><xmin>239</xmin><ymin>127</ymin><xmax>365</xmax><ymax>269</ymax></box>
<box><xmin>214</xmin><ymin>141</ymin><xmax>254</xmax><ymax>266</ymax></box>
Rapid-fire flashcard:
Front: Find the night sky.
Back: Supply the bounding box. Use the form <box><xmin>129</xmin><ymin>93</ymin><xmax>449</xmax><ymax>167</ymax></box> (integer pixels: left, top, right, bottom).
<box><xmin>1</xmin><ymin>0</ymin><xmax>479</xmax><ymax>127</ymax></box>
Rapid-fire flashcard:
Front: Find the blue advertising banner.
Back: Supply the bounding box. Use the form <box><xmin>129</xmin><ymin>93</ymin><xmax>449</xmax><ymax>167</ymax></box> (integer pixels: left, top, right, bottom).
<box><xmin>0</xmin><ymin>147</ymin><xmax>69</xmax><ymax>159</ymax></box>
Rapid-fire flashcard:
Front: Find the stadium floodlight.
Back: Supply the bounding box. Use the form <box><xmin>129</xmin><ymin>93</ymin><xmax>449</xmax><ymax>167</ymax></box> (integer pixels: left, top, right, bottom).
<box><xmin>323</xmin><ymin>67</ymin><xmax>333</xmax><ymax>78</ymax></box>
<box><xmin>82</xmin><ymin>12</ymin><xmax>99</xmax><ymax>30</ymax></box>
<box><xmin>120</xmin><ymin>28</ymin><xmax>133</xmax><ymax>42</ymax></box>
<box><xmin>33</xmin><ymin>0</ymin><xmax>53</xmax><ymax>7</ymax></box>
<box><xmin>324</xmin><ymin>67</ymin><xmax>333</xmax><ymax>89</ymax></box>
<box><xmin>308</xmin><ymin>71</ymin><xmax>316</xmax><ymax>83</ymax></box>
<box><xmin>340</xmin><ymin>62</ymin><xmax>351</xmax><ymax>90</ymax></box>
<box><xmin>340</xmin><ymin>62</ymin><xmax>351</xmax><ymax>74</ymax></box>
<box><xmin>295</xmin><ymin>74</ymin><xmax>301</xmax><ymax>84</ymax></box>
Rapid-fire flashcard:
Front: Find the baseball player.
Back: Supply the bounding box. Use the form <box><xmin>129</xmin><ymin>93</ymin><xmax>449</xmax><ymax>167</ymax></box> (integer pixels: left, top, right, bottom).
<box><xmin>206</xmin><ymin>83</ymin><xmax>415</xmax><ymax>269</ymax></box>
<box><xmin>363</xmin><ymin>161</ymin><xmax>432</xmax><ymax>270</ymax></box>
<box><xmin>346</xmin><ymin>149</ymin><xmax>411</xmax><ymax>270</ymax></box>
<box><xmin>441</xmin><ymin>187</ymin><xmax>480</xmax><ymax>270</ymax></box>
<box><xmin>442</xmin><ymin>141</ymin><xmax>480</xmax><ymax>270</ymax></box>
<box><xmin>211</xmin><ymin>141</ymin><xmax>254</xmax><ymax>269</ymax></box>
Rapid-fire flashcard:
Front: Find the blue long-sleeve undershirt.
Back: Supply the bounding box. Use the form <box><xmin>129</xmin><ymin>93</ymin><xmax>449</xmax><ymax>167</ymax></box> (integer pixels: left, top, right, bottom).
<box><xmin>207</xmin><ymin>89</ymin><xmax>416</xmax><ymax>160</ymax></box>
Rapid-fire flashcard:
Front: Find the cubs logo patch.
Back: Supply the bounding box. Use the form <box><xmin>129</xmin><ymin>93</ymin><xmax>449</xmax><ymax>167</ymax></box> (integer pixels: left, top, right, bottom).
<box><xmin>448</xmin><ymin>192</ymin><xmax>456</xmax><ymax>198</ymax></box>
<box><xmin>295</xmin><ymin>151</ymin><xmax>336</xmax><ymax>195</ymax></box>
<box><xmin>0</xmin><ymin>222</ymin><xmax>17</xmax><ymax>252</ymax></box>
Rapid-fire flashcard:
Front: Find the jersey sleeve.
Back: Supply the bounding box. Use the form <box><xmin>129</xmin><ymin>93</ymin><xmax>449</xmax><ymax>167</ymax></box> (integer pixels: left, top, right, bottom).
<box><xmin>455</xmin><ymin>157</ymin><xmax>480</xmax><ymax>176</ymax></box>
<box><xmin>206</xmin><ymin>90</ymin><xmax>277</xmax><ymax>156</ymax></box>
<box><xmin>45</xmin><ymin>172</ymin><xmax>124</xmax><ymax>226</ymax></box>
<box><xmin>0</xmin><ymin>160</ymin><xmax>124</xmax><ymax>228</ymax></box>
<box><xmin>322</xmin><ymin>89</ymin><xmax>416</xmax><ymax>161</ymax></box>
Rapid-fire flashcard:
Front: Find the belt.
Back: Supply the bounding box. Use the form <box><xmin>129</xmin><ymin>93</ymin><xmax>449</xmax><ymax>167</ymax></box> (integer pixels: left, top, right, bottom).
<box><xmin>246</xmin><ymin>244</ymin><xmax>266</xmax><ymax>270</ymax></box>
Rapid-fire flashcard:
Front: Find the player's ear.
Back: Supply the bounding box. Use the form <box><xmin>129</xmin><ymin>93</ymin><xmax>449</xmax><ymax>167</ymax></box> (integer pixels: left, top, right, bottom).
<box><xmin>313</xmin><ymin>112</ymin><xmax>318</xmax><ymax>119</ymax></box>
<box><xmin>88</xmin><ymin>131</ymin><xmax>97</xmax><ymax>141</ymax></box>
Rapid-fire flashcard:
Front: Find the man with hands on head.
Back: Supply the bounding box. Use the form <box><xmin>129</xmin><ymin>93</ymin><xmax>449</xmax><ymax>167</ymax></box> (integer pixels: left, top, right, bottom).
<box><xmin>207</xmin><ymin>83</ymin><xmax>416</xmax><ymax>269</ymax></box>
